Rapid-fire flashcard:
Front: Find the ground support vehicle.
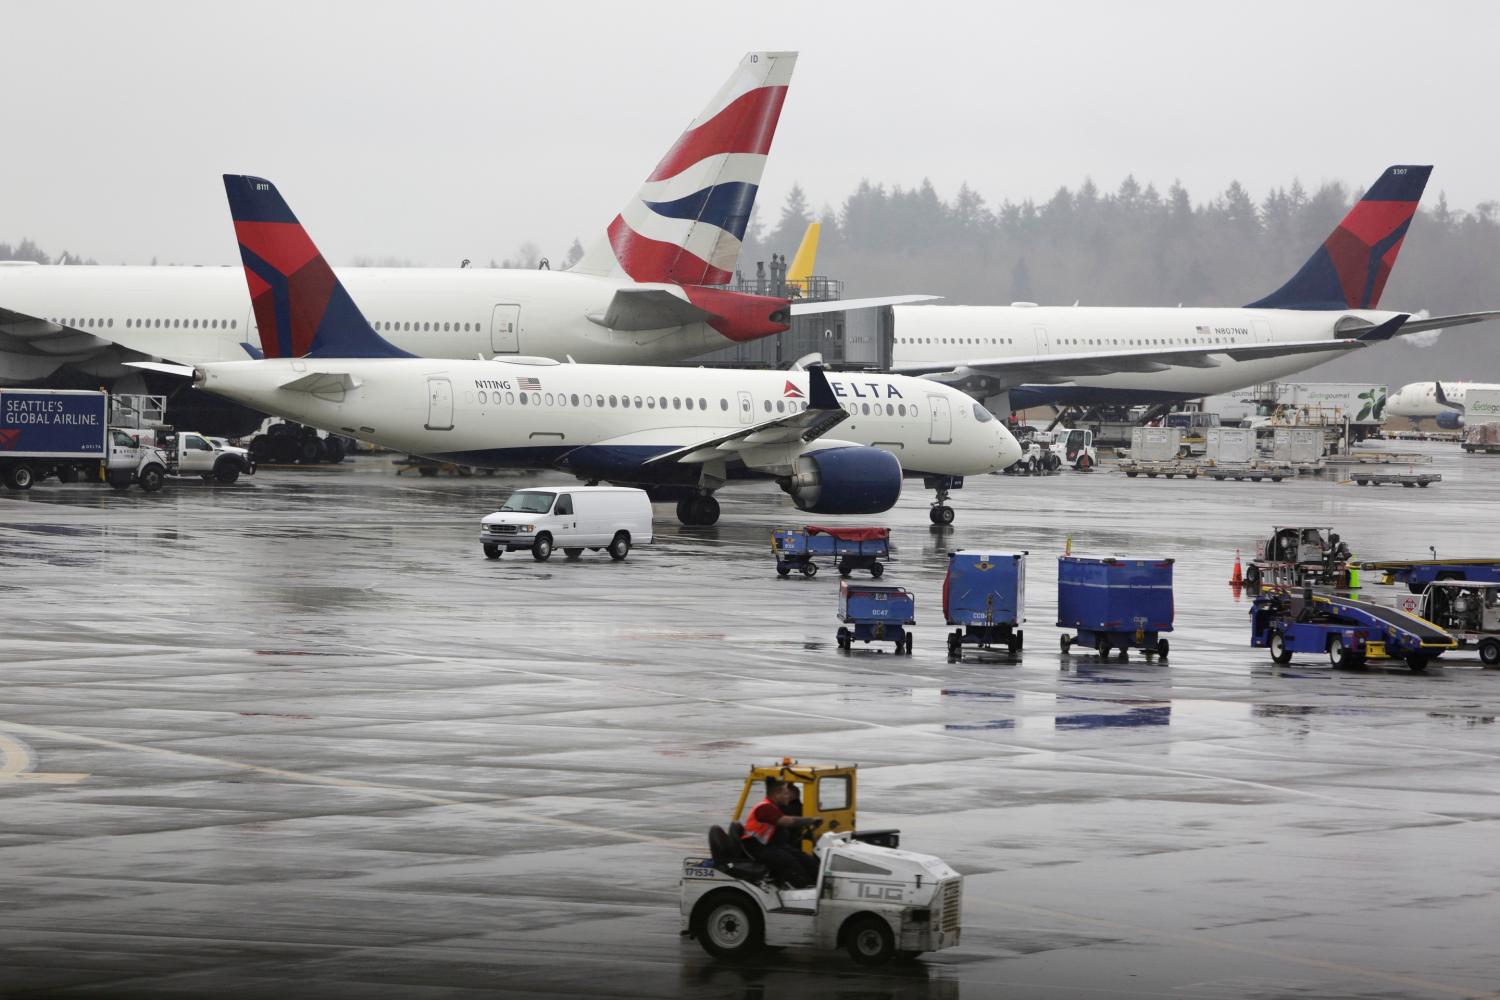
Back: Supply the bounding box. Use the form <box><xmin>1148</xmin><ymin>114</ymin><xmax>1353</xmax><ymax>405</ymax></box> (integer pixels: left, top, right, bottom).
<box><xmin>155</xmin><ymin>429</ymin><xmax>255</xmax><ymax>484</ymax></box>
<box><xmin>1</xmin><ymin>389</ymin><xmax>169</xmax><ymax>493</ymax></box>
<box><xmin>1250</xmin><ymin>589</ymin><xmax>1456</xmax><ymax>670</ymax></box>
<box><xmin>1242</xmin><ymin>527</ymin><xmax>1353</xmax><ymax>591</ymax></box>
<box><xmin>1383</xmin><ymin>582</ymin><xmax>1500</xmax><ymax>665</ymax></box>
<box><xmin>1349</xmin><ymin>470</ymin><xmax>1440</xmax><ymax>487</ymax></box>
<box><xmin>1462</xmin><ymin>423</ymin><xmax>1500</xmax><ymax>453</ymax></box>
<box><xmin>1365</xmin><ymin>559</ymin><xmax>1500</xmax><ymax>594</ymax></box>
<box><xmin>771</xmin><ymin>526</ymin><xmax>889</xmax><ymax>578</ymax></box>
<box><xmin>683</xmin><ymin>761</ymin><xmax>960</xmax><ymax>965</ymax></box>
<box><xmin>943</xmin><ymin>551</ymin><xmax>1025</xmax><ymax>658</ymax></box>
<box><xmin>836</xmin><ymin>582</ymin><xmax>915</xmax><ymax>653</ymax></box>
<box><xmin>246</xmin><ymin>419</ymin><xmax>349</xmax><ymax>465</ymax></box>
<box><xmin>1057</xmin><ymin>555</ymin><xmax>1173</xmax><ymax>661</ymax></box>
<box><xmin>1004</xmin><ymin>439</ymin><xmax>1062</xmax><ymax>475</ymax></box>
<box><xmin>1119</xmin><ymin>458</ymin><xmax>1198</xmax><ymax>479</ymax></box>
<box><xmin>480</xmin><ymin>486</ymin><xmax>651</xmax><ymax>561</ymax></box>
<box><xmin>1202</xmin><ymin>461</ymin><xmax>1295</xmax><ymax>482</ymax></box>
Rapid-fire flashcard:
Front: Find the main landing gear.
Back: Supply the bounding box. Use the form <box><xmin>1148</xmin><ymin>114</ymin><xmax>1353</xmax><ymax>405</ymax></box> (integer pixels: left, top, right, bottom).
<box><xmin>925</xmin><ymin>475</ymin><xmax>961</xmax><ymax>526</ymax></box>
<box><xmin>676</xmin><ymin>493</ymin><xmax>721</xmax><ymax>526</ymax></box>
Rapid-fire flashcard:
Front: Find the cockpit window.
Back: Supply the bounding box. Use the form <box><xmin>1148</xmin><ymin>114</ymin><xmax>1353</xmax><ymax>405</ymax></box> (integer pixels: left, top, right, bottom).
<box><xmin>972</xmin><ymin>403</ymin><xmax>995</xmax><ymax>423</ymax></box>
<box><xmin>498</xmin><ymin>491</ymin><xmax>555</xmax><ymax>513</ymax></box>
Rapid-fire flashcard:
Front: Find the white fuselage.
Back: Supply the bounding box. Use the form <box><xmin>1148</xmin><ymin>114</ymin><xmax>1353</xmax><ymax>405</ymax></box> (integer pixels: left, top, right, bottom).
<box><xmin>1387</xmin><ymin>381</ymin><xmax>1498</xmax><ymax>418</ymax></box>
<box><xmin>0</xmin><ymin>264</ymin><xmax>748</xmax><ymax>367</ymax></box>
<box><xmin>892</xmin><ymin>304</ymin><xmax>1408</xmax><ymax>406</ymax></box>
<box><xmin>194</xmin><ymin>360</ymin><xmax>1019</xmax><ymax>481</ymax></box>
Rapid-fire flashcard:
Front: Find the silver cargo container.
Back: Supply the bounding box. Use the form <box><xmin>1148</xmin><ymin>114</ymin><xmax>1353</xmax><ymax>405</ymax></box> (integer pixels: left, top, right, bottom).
<box><xmin>1272</xmin><ymin>427</ymin><xmax>1324</xmax><ymax>464</ymax></box>
<box><xmin>1130</xmin><ymin>426</ymin><xmax>1184</xmax><ymax>462</ymax></box>
<box><xmin>1206</xmin><ymin>427</ymin><xmax>1256</xmax><ymax>465</ymax></box>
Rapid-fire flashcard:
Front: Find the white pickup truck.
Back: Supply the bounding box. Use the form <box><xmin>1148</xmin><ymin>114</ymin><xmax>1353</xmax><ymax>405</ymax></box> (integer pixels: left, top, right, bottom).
<box><xmin>153</xmin><ymin>430</ymin><xmax>255</xmax><ymax>484</ymax></box>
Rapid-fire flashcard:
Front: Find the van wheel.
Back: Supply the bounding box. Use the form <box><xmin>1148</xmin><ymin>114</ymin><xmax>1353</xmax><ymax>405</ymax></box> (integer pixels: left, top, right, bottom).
<box><xmin>138</xmin><ymin>465</ymin><xmax>165</xmax><ymax>493</ymax></box>
<box><xmin>483</xmin><ymin>544</ymin><xmax>501</xmax><ymax>560</ymax></box>
<box><xmin>608</xmin><ymin>533</ymin><xmax>630</xmax><ymax>561</ymax></box>
<box><xmin>844</xmin><ymin>914</ymin><xmax>896</xmax><ymax>966</ymax></box>
<box><xmin>4</xmin><ymin>463</ymin><xmax>35</xmax><ymax>491</ymax></box>
<box><xmin>1479</xmin><ymin>639</ymin><xmax>1500</xmax><ymax>666</ymax></box>
<box><xmin>692</xmin><ymin>891</ymin><xmax>763</xmax><ymax>959</ymax></box>
<box><xmin>563</xmin><ymin>548</ymin><xmax>584</xmax><ymax>560</ymax></box>
<box><xmin>532</xmin><ymin>534</ymin><xmax>553</xmax><ymax>561</ymax></box>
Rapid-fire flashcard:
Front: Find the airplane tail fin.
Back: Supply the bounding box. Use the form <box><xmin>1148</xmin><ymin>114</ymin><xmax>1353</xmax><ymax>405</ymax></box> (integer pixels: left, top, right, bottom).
<box><xmin>785</xmin><ymin>221</ymin><xmax>820</xmax><ymax>294</ymax></box>
<box><xmin>1247</xmin><ymin>165</ymin><xmax>1431</xmax><ymax>311</ymax></box>
<box><xmin>571</xmin><ymin>51</ymin><xmax>796</xmax><ymax>286</ymax></box>
<box><xmin>223</xmin><ymin>175</ymin><xmax>413</xmax><ymax>360</ymax></box>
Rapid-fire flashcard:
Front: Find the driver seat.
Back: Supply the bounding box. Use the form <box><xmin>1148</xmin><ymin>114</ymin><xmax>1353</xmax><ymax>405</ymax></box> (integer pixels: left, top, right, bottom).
<box><xmin>707</xmin><ymin>824</ymin><xmax>767</xmax><ymax>883</ymax></box>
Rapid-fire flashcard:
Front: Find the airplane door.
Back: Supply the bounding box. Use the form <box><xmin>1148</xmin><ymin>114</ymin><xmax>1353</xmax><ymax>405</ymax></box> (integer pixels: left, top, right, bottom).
<box><xmin>737</xmin><ymin>390</ymin><xmax>754</xmax><ymax>425</ymax></box>
<box><xmin>491</xmin><ymin>304</ymin><xmax>520</xmax><ymax>354</ymax></box>
<box><xmin>928</xmin><ymin>394</ymin><xmax>952</xmax><ymax>444</ymax></box>
<box><xmin>1252</xmin><ymin>319</ymin><xmax>1272</xmax><ymax>343</ymax></box>
<box><xmin>425</xmin><ymin>377</ymin><xmax>454</xmax><ymax>430</ymax></box>
<box><xmin>1032</xmin><ymin>326</ymin><xmax>1051</xmax><ymax>354</ymax></box>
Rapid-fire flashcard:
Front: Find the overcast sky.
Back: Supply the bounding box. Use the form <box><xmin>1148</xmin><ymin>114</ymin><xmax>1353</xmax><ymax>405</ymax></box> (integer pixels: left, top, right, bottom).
<box><xmin>5</xmin><ymin>0</ymin><xmax>1497</xmax><ymax>268</ymax></box>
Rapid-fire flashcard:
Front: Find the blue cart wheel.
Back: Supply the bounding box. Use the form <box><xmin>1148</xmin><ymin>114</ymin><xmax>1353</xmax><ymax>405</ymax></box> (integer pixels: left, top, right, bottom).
<box><xmin>1060</xmin><ymin>634</ymin><xmax>1071</xmax><ymax>653</ymax></box>
<box><xmin>776</xmin><ymin>565</ymin><xmax>790</xmax><ymax>578</ymax></box>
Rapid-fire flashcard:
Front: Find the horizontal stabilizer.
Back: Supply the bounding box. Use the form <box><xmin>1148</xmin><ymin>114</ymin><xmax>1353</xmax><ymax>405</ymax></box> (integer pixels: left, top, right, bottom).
<box><xmin>587</xmin><ymin>287</ymin><xmax>715</xmax><ymax>331</ymax></box>
<box><xmin>790</xmin><ymin>294</ymin><xmax>941</xmax><ymax>316</ymax></box>
<box><xmin>124</xmin><ymin>360</ymin><xmax>196</xmax><ymax>378</ymax></box>
<box><xmin>1391</xmin><ymin>310</ymin><xmax>1500</xmax><ymax>336</ymax></box>
<box><xmin>279</xmin><ymin>371</ymin><xmax>362</xmax><ymax>393</ymax></box>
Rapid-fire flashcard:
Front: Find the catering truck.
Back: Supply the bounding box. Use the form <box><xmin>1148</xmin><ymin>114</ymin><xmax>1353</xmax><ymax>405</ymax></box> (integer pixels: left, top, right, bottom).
<box><xmin>1</xmin><ymin>388</ymin><xmax>169</xmax><ymax>492</ymax></box>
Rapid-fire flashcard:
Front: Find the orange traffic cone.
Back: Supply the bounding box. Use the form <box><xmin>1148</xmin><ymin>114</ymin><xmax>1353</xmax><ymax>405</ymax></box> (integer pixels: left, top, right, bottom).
<box><xmin>1230</xmin><ymin>548</ymin><xmax>1243</xmax><ymax>585</ymax></box>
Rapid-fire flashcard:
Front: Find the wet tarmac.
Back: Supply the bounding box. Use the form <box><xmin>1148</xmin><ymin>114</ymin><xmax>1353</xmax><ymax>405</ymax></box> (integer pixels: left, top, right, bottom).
<box><xmin>3</xmin><ymin>441</ymin><xmax>1499</xmax><ymax>999</ymax></box>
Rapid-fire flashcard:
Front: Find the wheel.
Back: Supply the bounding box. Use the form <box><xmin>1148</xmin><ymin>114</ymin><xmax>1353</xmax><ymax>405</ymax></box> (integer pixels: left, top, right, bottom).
<box><xmin>1212</xmin><ymin>474</ymin><xmax>1226</xmax><ymax>481</ymax></box>
<box><xmin>563</xmin><ymin>548</ymin><xmax>584</xmax><ymax>560</ymax></box>
<box><xmin>249</xmin><ymin>437</ymin><xmax>274</xmax><ymax>463</ymax></box>
<box><xmin>531</xmin><ymin>533</ymin><xmax>553</xmax><ymax>561</ymax></box>
<box><xmin>870</xmin><ymin>562</ymin><xmax>885</xmax><ymax>579</ymax></box>
<box><xmin>1328</xmin><ymin>636</ymin><xmax>1354</xmax><ymax>669</ymax></box>
<box><xmin>698</xmin><ymin>494</ymin><xmax>720</xmax><ymax>525</ymax></box>
<box><xmin>947</xmin><ymin>633</ymin><xmax>961</xmax><ymax>658</ymax></box>
<box><xmin>1419</xmin><ymin>480</ymin><xmax>1430</xmax><ymax>488</ymax></box>
<box><xmin>214</xmin><ymin>463</ymin><xmax>240</xmax><ymax>484</ymax></box>
<box><xmin>298</xmin><ymin>437</ymin><xmax>322</xmax><ymax>463</ymax></box>
<box><xmin>844</xmin><ymin>914</ymin><xmax>896</xmax><ymax>966</ymax></box>
<box><xmin>1269</xmin><ymin>631</ymin><xmax>1292</xmax><ymax>665</ymax></box>
<box><xmin>1479</xmin><ymin>640</ymin><xmax>1500</xmax><ymax>666</ymax></box>
<box><xmin>1156</xmin><ymin>638</ymin><xmax>1169</xmax><ymax>660</ymax></box>
<box><xmin>1244</xmin><ymin>564</ymin><xmax>1261</xmax><ymax>588</ymax></box>
<box><xmin>1146</xmin><ymin>472</ymin><xmax>1158</xmax><ymax>478</ymax></box>
<box><xmin>1402</xmin><ymin>481</ymin><xmax>1416</xmax><ymax>488</ymax></box>
<box><xmin>1271</xmin><ymin>476</ymin><xmax>1283</xmax><ymax>483</ymax></box>
<box><xmin>692</xmin><ymin>892</ymin><xmax>764</xmax><ymax>959</ymax></box>
<box><xmin>1405</xmin><ymin>654</ymin><xmax>1429</xmax><ymax>672</ymax></box>
<box><xmin>1165</xmin><ymin>473</ymin><xmax>1175</xmax><ymax>479</ymax></box>
<box><xmin>1098</xmin><ymin>644</ymin><xmax>1111</xmax><ymax>660</ymax></box>
<box><xmin>930</xmin><ymin>505</ymin><xmax>955</xmax><ymax>526</ymax></box>
<box><xmin>417</xmin><ymin>465</ymin><xmax>439</xmax><ymax>477</ymax></box>
<box><xmin>776</xmin><ymin>565</ymin><xmax>791</xmax><ymax>578</ymax></box>
<box><xmin>608</xmin><ymin>532</ymin><xmax>630</xmax><ymax>561</ymax></box>
<box><xmin>675</xmin><ymin>498</ymin><xmax>692</xmax><ymax>524</ymax></box>
<box><xmin>138</xmin><ymin>465</ymin><xmax>165</xmax><ymax>493</ymax></box>
<box><xmin>483</xmin><ymin>543</ymin><xmax>501</xmax><ymax>560</ymax></box>
<box><xmin>1186</xmin><ymin>470</ymin><xmax>1198</xmax><ymax>479</ymax></box>
<box><xmin>838</xmin><ymin>561</ymin><xmax>851</xmax><ymax>578</ymax></box>
<box><xmin>1117</xmin><ymin>648</ymin><xmax>1129</xmax><ymax>661</ymax></box>
<box><xmin>108</xmin><ymin>477</ymin><xmax>131</xmax><ymax>491</ymax></box>
<box><xmin>802</xmin><ymin>562</ymin><xmax>818</xmax><ymax>578</ymax></box>
<box><xmin>323</xmin><ymin>437</ymin><xmax>347</xmax><ymax>464</ymax></box>
<box><xmin>1060</xmin><ymin>634</ymin><xmax>1072</xmax><ymax>653</ymax></box>
<box><xmin>903</xmin><ymin>633</ymin><xmax>914</xmax><ymax>655</ymax></box>
<box><xmin>1007</xmin><ymin>633</ymin><xmax>1022</xmax><ymax>655</ymax></box>
<box><xmin>57</xmin><ymin>465</ymin><xmax>79</xmax><ymax>484</ymax></box>
<box><xmin>837</xmin><ymin>626</ymin><xmax>851</xmax><ymax>649</ymax></box>
<box><xmin>4</xmin><ymin>463</ymin><xmax>35</xmax><ymax>491</ymax></box>
<box><xmin>1125</xmin><ymin>470</ymin><xmax>1138</xmax><ymax>478</ymax></box>
<box><xmin>1076</xmin><ymin>454</ymin><xmax>1092</xmax><ymax>471</ymax></box>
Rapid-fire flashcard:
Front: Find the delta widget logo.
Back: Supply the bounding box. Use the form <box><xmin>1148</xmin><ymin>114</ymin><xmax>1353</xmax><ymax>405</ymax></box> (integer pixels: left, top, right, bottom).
<box><xmin>783</xmin><ymin>381</ymin><xmax>804</xmax><ymax>399</ymax></box>
<box><xmin>0</xmin><ymin>429</ymin><xmax>20</xmax><ymax>451</ymax></box>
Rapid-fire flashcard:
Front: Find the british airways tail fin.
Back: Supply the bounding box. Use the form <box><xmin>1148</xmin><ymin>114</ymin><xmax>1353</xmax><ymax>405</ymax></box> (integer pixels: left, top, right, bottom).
<box><xmin>1247</xmin><ymin>165</ymin><xmax>1432</xmax><ymax>311</ymax></box>
<box><xmin>571</xmin><ymin>51</ymin><xmax>796</xmax><ymax>287</ymax></box>
<box><xmin>223</xmin><ymin>175</ymin><xmax>413</xmax><ymax>360</ymax></box>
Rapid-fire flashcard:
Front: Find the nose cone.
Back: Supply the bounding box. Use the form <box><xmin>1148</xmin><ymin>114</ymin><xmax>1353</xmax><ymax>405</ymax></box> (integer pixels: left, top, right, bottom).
<box><xmin>994</xmin><ymin>422</ymin><xmax>1023</xmax><ymax>470</ymax></box>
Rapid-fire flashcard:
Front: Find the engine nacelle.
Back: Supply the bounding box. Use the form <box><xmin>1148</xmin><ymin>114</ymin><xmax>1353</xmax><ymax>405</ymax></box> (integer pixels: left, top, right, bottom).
<box><xmin>1436</xmin><ymin>410</ymin><xmax>1464</xmax><ymax>430</ymax></box>
<box><xmin>780</xmin><ymin>446</ymin><xmax>902</xmax><ymax>514</ymax></box>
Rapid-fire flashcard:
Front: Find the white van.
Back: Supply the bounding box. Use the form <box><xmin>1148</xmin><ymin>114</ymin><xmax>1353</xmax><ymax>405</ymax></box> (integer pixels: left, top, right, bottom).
<box><xmin>480</xmin><ymin>486</ymin><xmax>653</xmax><ymax>562</ymax></box>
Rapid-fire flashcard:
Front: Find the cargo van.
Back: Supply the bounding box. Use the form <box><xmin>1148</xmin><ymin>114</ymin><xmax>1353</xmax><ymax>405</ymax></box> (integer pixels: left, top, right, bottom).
<box><xmin>480</xmin><ymin>486</ymin><xmax>653</xmax><ymax>562</ymax></box>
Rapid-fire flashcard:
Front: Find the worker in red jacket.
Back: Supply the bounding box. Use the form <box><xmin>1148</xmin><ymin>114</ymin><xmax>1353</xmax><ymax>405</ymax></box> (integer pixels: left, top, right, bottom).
<box><xmin>741</xmin><ymin>777</ymin><xmax>822</xmax><ymax>887</ymax></box>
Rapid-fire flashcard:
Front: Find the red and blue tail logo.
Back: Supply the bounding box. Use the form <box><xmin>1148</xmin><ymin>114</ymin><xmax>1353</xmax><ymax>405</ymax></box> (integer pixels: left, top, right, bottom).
<box><xmin>1248</xmin><ymin>165</ymin><xmax>1431</xmax><ymax>311</ymax></box>
<box><xmin>223</xmin><ymin>175</ymin><xmax>412</xmax><ymax>360</ymax></box>
<box><xmin>572</xmin><ymin>52</ymin><xmax>796</xmax><ymax>286</ymax></box>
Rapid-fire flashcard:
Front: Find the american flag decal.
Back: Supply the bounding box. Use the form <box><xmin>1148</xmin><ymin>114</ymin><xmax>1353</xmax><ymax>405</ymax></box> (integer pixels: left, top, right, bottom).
<box><xmin>517</xmin><ymin>376</ymin><xmax>542</xmax><ymax>391</ymax></box>
<box><xmin>1195</xmin><ymin>325</ymin><xmax>1210</xmax><ymax>336</ymax></box>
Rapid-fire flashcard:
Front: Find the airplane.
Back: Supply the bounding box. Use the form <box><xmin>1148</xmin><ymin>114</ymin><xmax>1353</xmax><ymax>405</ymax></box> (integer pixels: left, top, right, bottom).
<box><xmin>889</xmin><ymin>165</ymin><xmax>1500</xmax><ymax>414</ymax></box>
<box><xmin>1387</xmin><ymin>381</ymin><xmax>1500</xmax><ymax>428</ymax></box>
<box><xmin>0</xmin><ymin>51</ymin><xmax>931</xmax><ymax>432</ymax></box>
<box><xmin>134</xmin><ymin>175</ymin><xmax>1019</xmax><ymax>527</ymax></box>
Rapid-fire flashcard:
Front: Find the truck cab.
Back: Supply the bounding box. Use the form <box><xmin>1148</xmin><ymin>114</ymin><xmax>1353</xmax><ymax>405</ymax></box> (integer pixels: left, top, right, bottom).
<box><xmin>1414</xmin><ymin>581</ymin><xmax>1500</xmax><ymax>665</ymax></box>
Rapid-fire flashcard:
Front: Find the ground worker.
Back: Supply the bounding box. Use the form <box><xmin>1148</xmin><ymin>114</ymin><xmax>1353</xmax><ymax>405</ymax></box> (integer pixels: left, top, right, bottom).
<box><xmin>741</xmin><ymin>777</ymin><xmax>822</xmax><ymax>887</ymax></box>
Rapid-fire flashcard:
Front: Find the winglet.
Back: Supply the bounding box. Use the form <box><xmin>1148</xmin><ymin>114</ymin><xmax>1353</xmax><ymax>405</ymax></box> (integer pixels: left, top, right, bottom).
<box><xmin>807</xmin><ymin>365</ymin><xmax>839</xmax><ymax>410</ymax></box>
<box><xmin>1352</xmin><ymin>313</ymin><xmax>1410</xmax><ymax>342</ymax></box>
<box><xmin>223</xmin><ymin>175</ymin><xmax>414</xmax><ymax>360</ymax></box>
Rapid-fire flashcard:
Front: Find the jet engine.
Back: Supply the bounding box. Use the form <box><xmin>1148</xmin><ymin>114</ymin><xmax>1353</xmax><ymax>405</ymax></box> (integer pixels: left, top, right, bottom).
<box><xmin>780</xmin><ymin>446</ymin><xmax>902</xmax><ymax>514</ymax></box>
<box><xmin>1436</xmin><ymin>410</ymin><xmax>1464</xmax><ymax>430</ymax></box>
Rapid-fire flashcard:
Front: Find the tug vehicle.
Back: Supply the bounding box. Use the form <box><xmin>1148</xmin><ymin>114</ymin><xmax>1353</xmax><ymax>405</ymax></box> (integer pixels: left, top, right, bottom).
<box><xmin>682</xmin><ymin>762</ymin><xmax>962</xmax><ymax>965</ymax></box>
<box><xmin>1242</xmin><ymin>526</ymin><xmax>1352</xmax><ymax>590</ymax></box>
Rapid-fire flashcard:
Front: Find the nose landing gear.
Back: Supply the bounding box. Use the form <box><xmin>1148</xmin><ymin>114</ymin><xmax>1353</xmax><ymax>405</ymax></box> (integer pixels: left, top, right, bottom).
<box><xmin>925</xmin><ymin>475</ymin><xmax>961</xmax><ymax>526</ymax></box>
<box><xmin>676</xmin><ymin>493</ymin><xmax>721</xmax><ymax>526</ymax></box>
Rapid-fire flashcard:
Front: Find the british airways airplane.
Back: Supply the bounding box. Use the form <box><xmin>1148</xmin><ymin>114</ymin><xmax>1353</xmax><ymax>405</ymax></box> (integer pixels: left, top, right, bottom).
<box><xmin>136</xmin><ymin>176</ymin><xmax>1017</xmax><ymax>526</ymax></box>
<box><xmin>0</xmin><ymin>52</ymin><xmax>927</xmax><ymax>421</ymax></box>
<box><xmin>891</xmin><ymin>166</ymin><xmax>1499</xmax><ymax>413</ymax></box>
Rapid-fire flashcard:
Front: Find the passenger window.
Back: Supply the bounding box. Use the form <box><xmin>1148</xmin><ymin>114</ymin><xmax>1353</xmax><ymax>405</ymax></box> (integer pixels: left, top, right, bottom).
<box><xmin>554</xmin><ymin>494</ymin><xmax>573</xmax><ymax>516</ymax></box>
<box><xmin>818</xmin><ymin>776</ymin><xmax>850</xmax><ymax>811</ymax></box>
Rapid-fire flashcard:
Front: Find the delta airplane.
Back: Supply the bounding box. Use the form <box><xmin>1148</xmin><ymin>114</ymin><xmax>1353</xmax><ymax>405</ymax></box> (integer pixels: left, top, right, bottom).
<box><xmin>136</xmin><ymin>176</ymin><xmax>1018</xmax><ymax>526</ymax></box>
<box><xmin>0</xmin><ymin>51</ymin><xmax>929</xmax><ymax>427</ymax></box>
<box><xmin>890</xmin><ymin>166</ymin><xmax>1500</xmax><ymax>413</ymax></box>
<box><xmin>1387</xmin><ymin>381</ymin><xmax>1500</xmax><ymax>428</ymax></box>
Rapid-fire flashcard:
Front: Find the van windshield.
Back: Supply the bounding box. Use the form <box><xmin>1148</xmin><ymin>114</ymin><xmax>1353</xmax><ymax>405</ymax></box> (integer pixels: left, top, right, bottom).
<box><xmin>498</xmin><ymin>492</ymin><xmax>556</xmax><ymax>514</ymax></box>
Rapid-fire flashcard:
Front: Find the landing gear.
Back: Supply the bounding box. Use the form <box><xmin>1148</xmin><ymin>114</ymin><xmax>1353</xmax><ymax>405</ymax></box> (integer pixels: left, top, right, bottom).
<box><xmin>675</xmin><ymin>493</ymin><xmax>720</xmax><ymax>526</ymax></box>
<box><xmin>925</xmin><ymin>475</ymin><xmax>961</xmax><ymax>526</ymax></box>
<box><xmin>929</xmin><ymin>504</ymin><xmax>955</xmax><ymax>526</ymax></box>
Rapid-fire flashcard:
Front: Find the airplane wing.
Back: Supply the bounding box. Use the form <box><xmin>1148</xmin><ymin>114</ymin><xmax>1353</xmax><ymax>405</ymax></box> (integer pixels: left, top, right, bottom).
<box><xmin>587</xmin><ymin>287</ymin><xmax>714</xmax><ymax>332</ymax></box>
<box><xmin>891</xmin><ymin>319</ymin><xmax>1407</xmax><ymax>386</ymax></box>
<box><xmin>790</xmin><ymin>294</ymin><xmax>941</xmax><ymax>316</ymax></box>
<box><xmin>640</xmin><ymin>366</ymin><xmax>847</xmax><ymax>467</ymax></box>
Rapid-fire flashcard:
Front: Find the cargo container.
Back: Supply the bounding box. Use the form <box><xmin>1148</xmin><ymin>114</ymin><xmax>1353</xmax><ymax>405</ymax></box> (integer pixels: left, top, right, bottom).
<box><xmin>1130</xmin><ymin>426</ymin><xmax>1184</xmax><ymax>462</ymax></box>
<box><xmin>1057</xmin><ymin>555</ymin><xmax>1174</xmax><ymax>660</ymax></box>
<box><xmin>1205</xmin><ymin>427</ymin><xmax>1256</xmax><ymax>465</ymax></box>
<box><xmin>1272</xmin><ymin>426</ymin><xmax>1325</xmax><ymax>465</ymax></box>
<box><xmin>943</xmin><ymin>551</ymin><xmax>1025</xmax><ymax>657</ymax></box>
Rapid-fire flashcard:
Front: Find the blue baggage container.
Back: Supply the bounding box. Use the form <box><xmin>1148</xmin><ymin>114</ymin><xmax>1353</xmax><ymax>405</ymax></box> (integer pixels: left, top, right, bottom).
<box><xmin>1057</xmin><ymin>555</ymin><xmax>1174</xmax><ymax>661</ymax></box>
<box><xmin>771</xmin><ymin>526</ymin><xmax>889</xmax><ymax>579</ymax></box>
<box><xmin>943</xmin><ymin>551</ymin><xmax>1026</xmax><ymax>657</ymax></box>
<box><xmin>836</xmin><ymin>581</ymin><xmax>914</xmax><ymax>654</ymax></box>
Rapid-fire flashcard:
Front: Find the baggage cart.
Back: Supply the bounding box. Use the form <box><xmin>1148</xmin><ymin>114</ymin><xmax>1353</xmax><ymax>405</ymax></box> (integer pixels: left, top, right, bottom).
<box><xmin>943</xmin><ymin>551</ymin><xmax>1025</xmax><ymax>658</ymax></box>
<box><xmin>1057</xmin><ymin>555</ymin><xmax>1174</xmax><ymax>661</ymax></box>
<box><xmin>771</xmin><ymin>526</ymin><xmax>889</xmax><ymax>579</ymax></box>
<box><xmin>836</xmin><ymin>581</ymin><xmax>914</xmax><ymax>654</ymax></box>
